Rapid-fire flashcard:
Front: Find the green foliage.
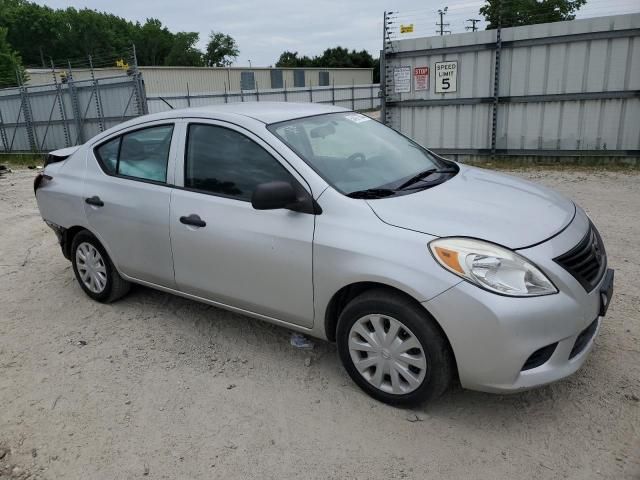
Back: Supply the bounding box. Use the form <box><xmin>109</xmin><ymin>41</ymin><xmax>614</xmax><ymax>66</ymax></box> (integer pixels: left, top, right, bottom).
<box><xmin>164</xmin><ymin>32</ymin><xmax>204</xmax><ymax>66</ymax></box>
<box><xmin>0</xmin><ymin>0</ymin><xmax>239</xmax><ymax>68</ymax></box>
<box><xmin>275</xmin><ymin>47</ymin><xmax>379</xmax><ymax>81</ymax></box>
<box><xmin>276</xmin><ymin>51</ymin><xmax>314</xmax><ymax>68</ymax></box>
<box><xmin>480</xmin><ymin>0</ymin><xmax>587</xmax><ymax>29</ymax></box>
<box><xmin>0</xmin><ymin>26</ymin><xmax>26</xmax><ymax>88</ymax></box>
<box><xmin>133</xmin><ymin>19</ymin><xmax>174</xmax><ymax>66</ymax></box>
<box><xmin>204</xmin><ymin>32</ymin><xmax>239</xmax><ymax>67</ymax></box>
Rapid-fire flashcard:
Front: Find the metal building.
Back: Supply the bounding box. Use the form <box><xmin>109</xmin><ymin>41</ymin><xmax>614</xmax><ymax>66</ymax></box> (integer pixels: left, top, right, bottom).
<box><xmin>26</xmin><ymin>66</ymin><xmax>373</xmax><ymax>95</ymax></box>
<box><xmin>382</xmin><ymin>13</ymin><xmax>640</xmax><ymax>160</ymax></box>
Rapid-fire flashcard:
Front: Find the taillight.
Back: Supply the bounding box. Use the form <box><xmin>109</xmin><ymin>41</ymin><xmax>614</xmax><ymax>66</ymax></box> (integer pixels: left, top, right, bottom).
<box><xmin>34</xmin><ymin>173</ymin><xmax>52</xmax><ymax>193</ymax></box>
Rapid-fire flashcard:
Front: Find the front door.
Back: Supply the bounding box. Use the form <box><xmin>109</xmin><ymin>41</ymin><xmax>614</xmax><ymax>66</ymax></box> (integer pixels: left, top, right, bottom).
<box><xmin>170</xmin><ymin>121</ymin><xmax>315</xmax><ymax>327</ymax></box>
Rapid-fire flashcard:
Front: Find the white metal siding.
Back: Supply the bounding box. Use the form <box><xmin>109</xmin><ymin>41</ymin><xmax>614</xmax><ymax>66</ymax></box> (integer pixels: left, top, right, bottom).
<box><xmin>384</xmin><ymin>14</ymin><xmax>640</xmax><ymax>154</ymax></box>
<box><xmin>27</xmin><ymin>67</ymin><xmax>373</xmax><ymax>95</ymax></box>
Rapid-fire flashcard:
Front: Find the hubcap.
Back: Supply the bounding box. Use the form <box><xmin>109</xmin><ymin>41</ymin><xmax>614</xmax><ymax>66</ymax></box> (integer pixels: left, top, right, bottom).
<box><xmin>76</xmin><ymin>242</ymin><xmax>107</xmax><ymax>294</ymax></box>
<box><xmin>348</xmin><ymin>314</ymin><xmax>427</xmax><ymax>395</ymax></box>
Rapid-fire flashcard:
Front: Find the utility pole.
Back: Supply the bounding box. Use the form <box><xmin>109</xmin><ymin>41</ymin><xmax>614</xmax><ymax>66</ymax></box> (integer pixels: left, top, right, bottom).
<box><xmin>39</xmin><ymin>46</ymin><xmax>46</xmax><ymax>68</ymax></box>
<box><xmin>436</xmin><ymin>7</ymin><xmax>450</xmax><ymax>36</ymax></box>
<box><xmin>466</xmin><ymin>19</ymin><xmax>480</xmax><ymax>32</ymax></box>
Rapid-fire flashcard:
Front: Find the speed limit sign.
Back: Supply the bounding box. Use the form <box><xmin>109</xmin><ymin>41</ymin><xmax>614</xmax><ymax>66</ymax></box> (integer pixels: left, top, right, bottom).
<box><xmin>435</xmin><ymin>61</ymin><xmax>458</xmax><ymax>93</ymax></box>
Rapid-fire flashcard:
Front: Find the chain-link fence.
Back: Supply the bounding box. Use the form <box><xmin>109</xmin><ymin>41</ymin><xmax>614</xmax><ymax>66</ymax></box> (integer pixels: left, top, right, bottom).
<box><xmin>1</xmin><ymin>72</ymin><xmax>379</xmax><ymax>154</ymax></box>
<box><xmin>147</xmin><ymin>83</ymin><xmax>380</xmax><ymax>114</ymax></box>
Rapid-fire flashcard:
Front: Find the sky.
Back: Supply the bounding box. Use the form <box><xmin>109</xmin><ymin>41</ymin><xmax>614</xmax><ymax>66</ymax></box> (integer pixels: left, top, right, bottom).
<box><xmin>32</xmin><ymin>0</ymin><xmax>640</xmax><ymax>66</ymax></box>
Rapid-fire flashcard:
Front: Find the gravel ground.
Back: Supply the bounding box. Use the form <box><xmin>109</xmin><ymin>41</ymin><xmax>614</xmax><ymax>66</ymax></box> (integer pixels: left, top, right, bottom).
<box><xmin>0</xmin><ymin>167</ymin><xmax>638</xmax><ymax>479</ymax></box>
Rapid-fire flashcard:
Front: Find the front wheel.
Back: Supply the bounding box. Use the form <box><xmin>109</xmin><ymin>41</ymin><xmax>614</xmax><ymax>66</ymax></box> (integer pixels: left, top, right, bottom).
<box><xmin>71</xmin><ymin>230</ymin><xmax>130</xmax><ymax>303</ymax></box>
<box><xmin>336</xmin><ymin>289</ymin><xmax>454</xmax><ymax>406</ymax></box>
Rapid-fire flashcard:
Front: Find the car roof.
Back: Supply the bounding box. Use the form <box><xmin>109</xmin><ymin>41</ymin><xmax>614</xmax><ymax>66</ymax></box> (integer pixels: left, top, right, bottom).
<box><xmin>142</xmin><ymin>102</ymin><xmax>350</xmax><ymax>125</ymax></box>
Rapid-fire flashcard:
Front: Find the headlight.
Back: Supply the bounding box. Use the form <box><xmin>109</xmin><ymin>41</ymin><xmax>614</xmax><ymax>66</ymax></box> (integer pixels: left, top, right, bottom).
<box><xmin>429</xmin><ymin>238</ymin><xmax>557</xmax><ymax>297</ymax></box>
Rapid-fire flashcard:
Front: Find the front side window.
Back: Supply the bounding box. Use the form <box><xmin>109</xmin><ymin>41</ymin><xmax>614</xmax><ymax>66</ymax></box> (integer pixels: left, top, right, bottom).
<box><xmin>185</xmin><ymin>124</ymin><xmax>294</xmax><ymax>201</ymax></box>
<box><xmin>94</xmin><ymin>125</ymin><xmax>173</xmax><ymax>183</ymax></box>
<box><xmin>269</xmin><ymin>112</ymin><xmax>455</xmax><ymax>197</ymax></box>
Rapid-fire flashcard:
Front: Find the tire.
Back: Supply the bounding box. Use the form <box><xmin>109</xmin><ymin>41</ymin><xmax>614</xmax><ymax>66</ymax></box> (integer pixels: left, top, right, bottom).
<box><xmin>71</xmin><ymin>230</ymin><xmax>130</xmax><ymax>303</ymax></box>
<box><xmin>336</xmin><ymin>288</ymin><xmax>454</xmax><ymax>406</ymax></box>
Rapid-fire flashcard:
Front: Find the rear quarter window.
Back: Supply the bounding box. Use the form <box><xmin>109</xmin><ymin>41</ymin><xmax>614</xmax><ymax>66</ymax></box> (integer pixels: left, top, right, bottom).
<box><xmin>95</xmin><ymin>137</ymin><xmax>119</xmax><ymax>174</ymax></box>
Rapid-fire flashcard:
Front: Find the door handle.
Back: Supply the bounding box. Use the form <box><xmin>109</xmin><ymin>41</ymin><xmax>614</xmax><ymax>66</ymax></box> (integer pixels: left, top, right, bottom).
<box><xmin>179</xmin><ymin>214</ymin><xmax>206</xmax><ymax>228</ymax></box>
<box><xmin>85</xmin><ymin>196</ymin><xmax>104</xmax><ymax>207</ymax></box>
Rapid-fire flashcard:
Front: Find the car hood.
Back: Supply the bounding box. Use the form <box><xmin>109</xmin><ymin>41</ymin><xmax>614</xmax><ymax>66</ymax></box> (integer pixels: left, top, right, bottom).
<box><xmin>366</xmin><ymin>165</ymin><xmax>576</xmax><ymax>249</ymax></box>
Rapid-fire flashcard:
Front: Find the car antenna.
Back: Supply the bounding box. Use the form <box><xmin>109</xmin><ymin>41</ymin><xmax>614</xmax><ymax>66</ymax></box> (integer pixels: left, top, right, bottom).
<box><xmin>158</xmin><ymin>97</ymin><xmax>175</xmax><ymax>110</ymax></box>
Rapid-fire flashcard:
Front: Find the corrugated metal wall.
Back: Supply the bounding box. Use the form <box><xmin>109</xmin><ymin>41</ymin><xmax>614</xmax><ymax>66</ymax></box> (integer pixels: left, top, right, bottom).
<box><xmin>27</xmin><ymin>67</ymin><xmax>373</xmax><ymax>95</ymax></box>
<box><xmin>383</xmin><ymin>14</ymin><xmax>640</xmax><ymax>157</ymax></box>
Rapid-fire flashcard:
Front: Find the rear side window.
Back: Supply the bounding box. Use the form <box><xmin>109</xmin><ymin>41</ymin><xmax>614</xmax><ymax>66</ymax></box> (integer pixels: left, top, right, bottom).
<box><xmin>94</xmin><ymin>125</ymin><xmax>174</xmax><ymax>183</ymax></box>
<box><xmin>185</xmin><ymin>124</ymin><xmax>294</xmax><ymax>201</ymax></box>
<box><xmin>95</xmin><ymin>137</ymin><xmax>119</xmax><ymax>174</ymax></box>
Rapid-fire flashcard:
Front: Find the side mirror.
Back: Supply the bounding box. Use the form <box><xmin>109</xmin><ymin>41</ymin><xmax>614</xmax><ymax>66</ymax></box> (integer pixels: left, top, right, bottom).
<box><xmin>251</xmin><ymin>181</ymin><xmax>322</xmax><ymax>215</ymax></box>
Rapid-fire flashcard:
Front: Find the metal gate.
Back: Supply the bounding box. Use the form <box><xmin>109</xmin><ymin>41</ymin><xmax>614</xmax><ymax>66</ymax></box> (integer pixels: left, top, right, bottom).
<box><xmin>0</xmin><ymin>69</ymin><xmax>146</xmax><ymax>153</ymax></box>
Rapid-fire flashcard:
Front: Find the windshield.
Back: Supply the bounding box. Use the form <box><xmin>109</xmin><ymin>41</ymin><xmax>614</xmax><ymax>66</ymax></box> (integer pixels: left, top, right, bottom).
<box><xmin>268</xmin><ymin>112</ymin><xmax>456</xmax><ymax>196</ymax></box>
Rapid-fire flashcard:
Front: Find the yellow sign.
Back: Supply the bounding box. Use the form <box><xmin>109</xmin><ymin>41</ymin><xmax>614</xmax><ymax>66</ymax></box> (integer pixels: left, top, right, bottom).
<box><xmin>115</xmin><ymin>58</ymin><xmax>129</xmax><ymax>70</ymax></box>
<box><xmin>400</xmin><ymin>24</ymin><xmax>414</xmax><ymax>34</ymax></box>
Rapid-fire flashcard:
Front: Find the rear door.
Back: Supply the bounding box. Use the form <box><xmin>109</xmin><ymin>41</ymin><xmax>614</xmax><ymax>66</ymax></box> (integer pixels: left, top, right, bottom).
<box><xmin>170</xmin><ymin>120</ymin><xmax>315</xmax><ymax>327</ymax></box>
<box><xmin>84</xmin><ymin>121</ymin><xmax>178</xmax><ymax>287</ymax></box>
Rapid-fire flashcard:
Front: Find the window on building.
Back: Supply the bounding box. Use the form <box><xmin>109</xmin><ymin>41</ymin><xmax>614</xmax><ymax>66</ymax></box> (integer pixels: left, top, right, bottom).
<box><xmin>270</xmin><ymin>69</ymin><xmax>283</xmax><ymax>89</ymax></box>
<box><xmin>294</xmin><ymin>70</ymin><xmax>305</xmax><ymax>88</ymax></box>
<box><xmin>240</xmin><ymin>71</ymin><xmax>255</xmax><ymax>91</ymax></box>
<box><xmin>319</xmin><ymin>71</ymin><xmax>330</xmax><ymax>86</ymax></box>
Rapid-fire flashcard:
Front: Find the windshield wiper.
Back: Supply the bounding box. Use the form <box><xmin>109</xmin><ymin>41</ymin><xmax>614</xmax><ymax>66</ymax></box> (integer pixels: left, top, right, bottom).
<box><xmin>396</xmin><ymin>168</ymin><xmax>457</xmax><ymax>190</ymax></box>
<box><xmin>347</xmin><ymin>188</ymin><xmax>397</xmax><ymax>199</ymax></box>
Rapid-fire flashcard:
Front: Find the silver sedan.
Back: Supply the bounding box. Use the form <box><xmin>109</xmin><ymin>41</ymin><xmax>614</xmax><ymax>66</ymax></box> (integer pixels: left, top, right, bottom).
<box><xmin>34</xmin><ymin>102</ymin><xmax>613</xmax><ymax>405</ymax></box>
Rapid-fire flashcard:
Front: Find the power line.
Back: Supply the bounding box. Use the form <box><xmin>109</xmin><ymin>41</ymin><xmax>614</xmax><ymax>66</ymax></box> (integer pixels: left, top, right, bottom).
<box><xmin>466</xmin><ymin>18</ymin><xmax>480</xmax><ymax>32</ymax></box>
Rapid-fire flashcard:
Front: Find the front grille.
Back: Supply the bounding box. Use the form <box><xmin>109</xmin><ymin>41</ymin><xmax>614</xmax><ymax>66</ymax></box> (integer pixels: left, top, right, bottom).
<box><xmin>569</xmin><ymin>318</ymin><xmax>599</xmax><ymax>359</ymax></box>
<box><xmin>554</xmin><ymin>222</ymin><xmax>607</xmax><ymax>292</ymax></box>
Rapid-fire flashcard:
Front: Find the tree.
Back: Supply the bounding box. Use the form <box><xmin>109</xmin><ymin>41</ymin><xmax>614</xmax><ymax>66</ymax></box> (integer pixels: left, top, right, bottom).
<box><xmin>275</xmin><ymin>51</ymin><xmax>313</xmax><ymax>68</ymax></box>
<box><xmin>315</xmin><ymin>47</ymin><xmax>375</xmax><ymax>68</ymax></box>
<box><xmin>275</xmin><ymin>47</ymin><xmax>379</xmax><ymax>81</ymax></box>
<box><xmin>0</xmin><ymin>26</ymin><xmax>26</xmax><ymax>87</ymax></box>
<box><xmin>164</xmin><ymin>32</ymin><xmax>203</xmax><ymax>66</ymax></box>
<box><xmin>0</xmin><ymin>1</ymin><xmax>240</xmax><ymax>68</ymax></box>
<box><xmin>480</xmin><ymin>0</ymin><xmax>587</xmax><ymax>29</ymax></box>
<box><xmin>276</xmin><ymin>47</ymin><xmax>376</xmax><ymax>69</ymax></box>
<box><xmin>135</xmin><ymin>19</ymin><xmax>174</xmax><ymax>66</ymax></box>
<box><xmin>204</xmin><ymin>32</ymin><xmax>239</xmax><ymax>67</ymax></box>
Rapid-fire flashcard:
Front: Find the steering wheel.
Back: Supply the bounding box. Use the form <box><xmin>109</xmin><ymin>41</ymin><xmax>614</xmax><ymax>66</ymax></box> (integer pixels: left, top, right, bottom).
<box><xmin>346</xmin><ymin>152</ymin><xmax>366</xmax><ymax>167</ymax></box>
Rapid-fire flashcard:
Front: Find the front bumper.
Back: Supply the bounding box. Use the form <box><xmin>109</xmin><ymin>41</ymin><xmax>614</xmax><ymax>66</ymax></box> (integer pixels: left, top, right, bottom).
<box><xmin>424</xmin><ymin>209</ymin><xmax>613</xmax><ymax>393</ymax></box>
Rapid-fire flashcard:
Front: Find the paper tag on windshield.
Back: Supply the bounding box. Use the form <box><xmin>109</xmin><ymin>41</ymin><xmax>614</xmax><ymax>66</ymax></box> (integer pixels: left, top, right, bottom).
<box><xmin>344</xmin><ymin>113</ymin><xmax>371</xmax><ymax>124</ymax></box>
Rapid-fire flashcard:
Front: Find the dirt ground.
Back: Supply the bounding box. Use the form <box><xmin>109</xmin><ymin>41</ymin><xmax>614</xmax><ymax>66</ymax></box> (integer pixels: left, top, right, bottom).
<box><xmin>0</xmin><ymin>167</ymin><xmax>638</xmax><ymax>480</ymax></box>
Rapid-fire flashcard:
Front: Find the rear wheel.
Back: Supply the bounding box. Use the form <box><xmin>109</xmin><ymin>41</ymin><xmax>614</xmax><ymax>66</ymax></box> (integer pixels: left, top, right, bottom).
<box><xmin>71</xmin><ymin>230</ymin><xmax>130</xmax><ymax>303</ymax></box>
<box><xmin>336</xmin><ymin>289</ymin><xmax>454</xmax><ymax>406</ymax></box>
